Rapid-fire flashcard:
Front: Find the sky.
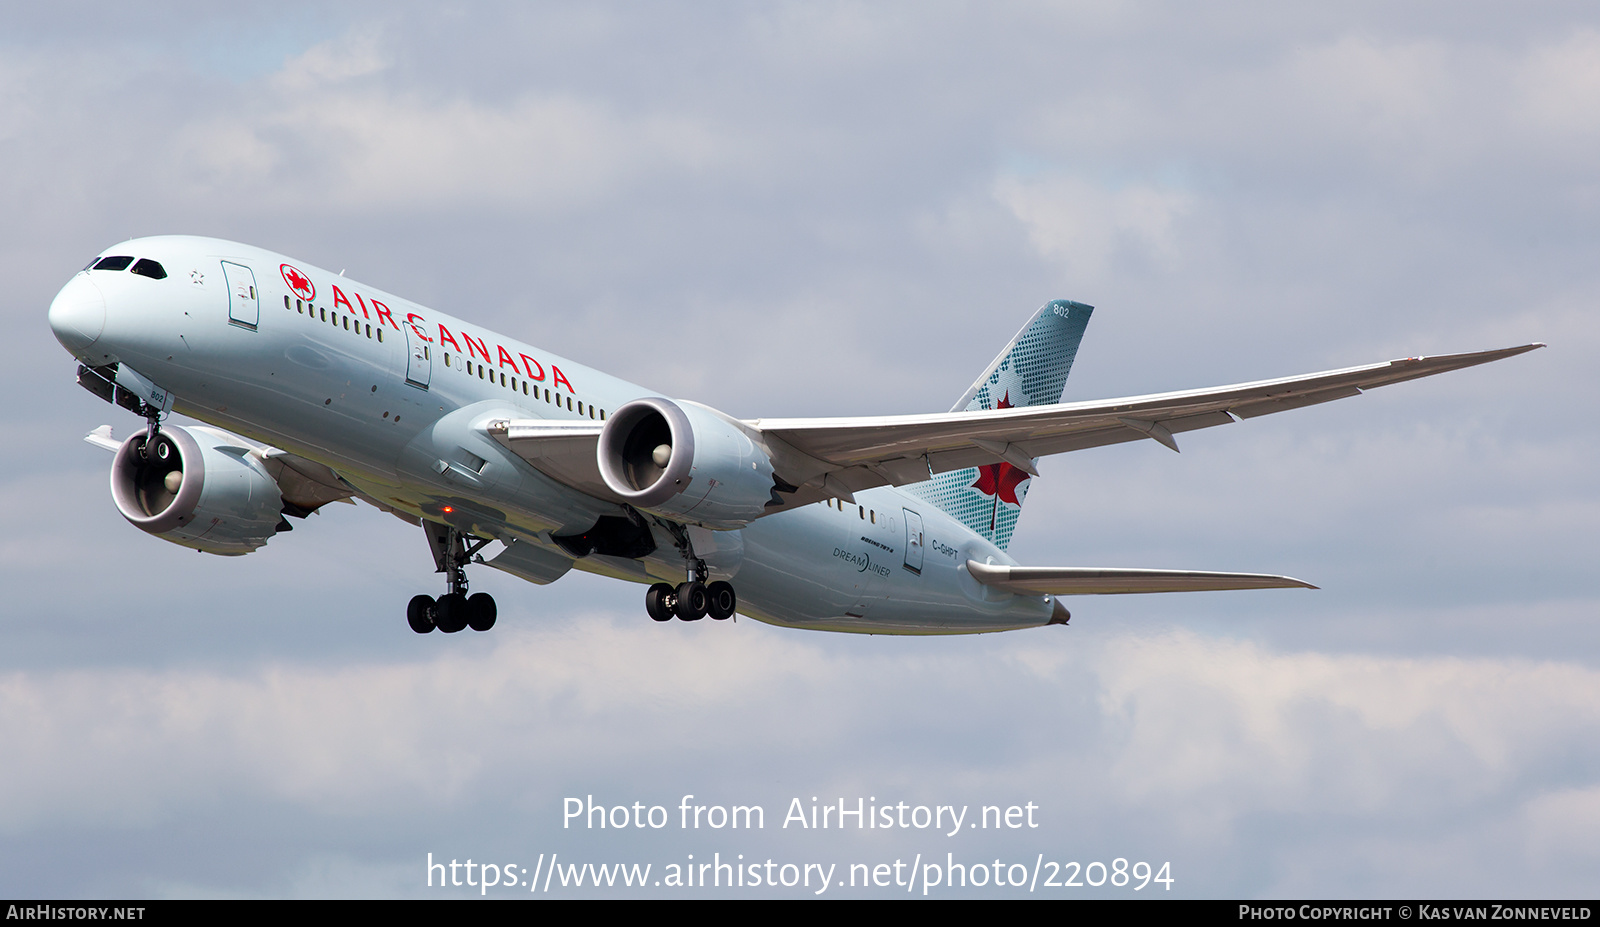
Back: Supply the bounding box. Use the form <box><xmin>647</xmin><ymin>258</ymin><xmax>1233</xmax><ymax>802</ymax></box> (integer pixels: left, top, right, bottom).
<box><xmin>1</xmin><ymin>1</ymin><xmax>1596</xmax><ymax>899</ymax></box>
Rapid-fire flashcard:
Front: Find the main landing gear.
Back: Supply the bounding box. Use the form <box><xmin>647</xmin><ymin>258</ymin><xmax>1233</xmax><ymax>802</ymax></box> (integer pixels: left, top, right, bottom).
<box><xmin>645</xmin><ymin>579</ymin><xmax>736</xmax><ymax>622</ymax></box>
<box><xmin>644</xmin><ymin>519</ymin><xmax>737</xmax><ymax>622</ymax></box>
<box><xmin>408</xmin><ymin>523</ymin><xmax>497</xmax><ymax>634</ymax></box>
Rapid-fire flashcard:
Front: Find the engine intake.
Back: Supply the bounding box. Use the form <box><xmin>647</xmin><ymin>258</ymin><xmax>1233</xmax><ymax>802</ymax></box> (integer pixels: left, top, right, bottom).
<box><xmin>598</xmin><ymin>398</ymin><xmax>695</xmax><ymax>508</ymax></box>
<box><xmin>110</xmin><ymin>425</ymin><xmax>287</xmax><ymax>555</ymax></box>
<box><xmin>597</xmin><ymin>398</ymin><xmax>778</xmax><ymax>528</ymax></box>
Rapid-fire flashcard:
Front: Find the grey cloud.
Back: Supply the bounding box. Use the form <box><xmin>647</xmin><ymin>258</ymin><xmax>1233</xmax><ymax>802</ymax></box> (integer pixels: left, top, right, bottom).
<box><xmin>0</xmin><ymin>623</ymin><xmax>1595</xmax><ymax>895</ymax></box>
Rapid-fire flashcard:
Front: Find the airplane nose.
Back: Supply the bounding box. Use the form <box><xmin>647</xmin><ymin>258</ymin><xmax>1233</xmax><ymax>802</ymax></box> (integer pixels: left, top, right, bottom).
<box><xmin>49</xmin><ymin>273</ymin><xmax>106</xmax><ymax>357</ymax></box>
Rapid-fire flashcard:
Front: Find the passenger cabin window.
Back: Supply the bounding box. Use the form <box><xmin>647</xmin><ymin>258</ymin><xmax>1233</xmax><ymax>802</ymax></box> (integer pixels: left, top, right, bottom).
<box><xmin>130</xmin><ymin>259</ymin><xmax>166</xmax><ymax>279</ymax></box>
<box><xmin>93</xmin><ymin>256</ymin><xmax>134</xmax><ymax>271</ymax></box>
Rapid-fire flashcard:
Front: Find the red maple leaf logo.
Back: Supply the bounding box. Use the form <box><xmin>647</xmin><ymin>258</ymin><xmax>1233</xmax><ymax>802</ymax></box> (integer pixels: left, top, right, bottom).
<box><xmin>971</xmin><ymin>391</ymin><xmax>1030</xmax><ymax>507</ymax></box>
<box><xmin>280</xmin><ymin>264</ymin><xmax>315</xmax><ymax>301</ymax></box>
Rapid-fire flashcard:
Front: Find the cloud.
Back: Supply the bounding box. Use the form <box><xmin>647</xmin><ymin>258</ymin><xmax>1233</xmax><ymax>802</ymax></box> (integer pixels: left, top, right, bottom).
<box><xmin>1280</xmin><ymin>36</ymin><xmax>1465</xmax><ymax>170</ymax></box>
<box><xmin>1096</xmin><ymin>632</ymin><xmax>1600</xmax><ymax>810</ymax></box>
<box><xmin>1523</xmin><ymin>785</ymin><xmax>1600</xmax><ymax>865</ymax></box>
<box><xmin>993</xmin><ymin>172</ymin><xmax>1193</xmax><ymax>281</ymax></box>
<box><xmin>158</xmin><ymin>32</ymin><xmax>733</xmax><ymax>214</ymax></box>
<box><xmin>0</xmin><ymin>620</ymin><xmax>1594</xmax><ymax>893</ymax></box>
<box><xmin>270</xmin><ymin>29</ymin><xmax>390</xmax><ymax>92</ymax></box>
<box><xmin>0</xmin><ymin>618</ymin><xmax>819</xmax><ymax>829</ymax></box>
<box><xmin>1516</xmin><ymin>29</ymin><xmax>1600</xmax><ymax>154</ymax></box>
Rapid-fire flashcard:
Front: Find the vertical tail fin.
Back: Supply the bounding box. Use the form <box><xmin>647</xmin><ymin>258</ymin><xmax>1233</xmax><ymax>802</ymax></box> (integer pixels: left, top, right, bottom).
<box><xmin>904</xmin><ymin>299</ymin><xmax>1093</xmax><ymax>550</ymax></box>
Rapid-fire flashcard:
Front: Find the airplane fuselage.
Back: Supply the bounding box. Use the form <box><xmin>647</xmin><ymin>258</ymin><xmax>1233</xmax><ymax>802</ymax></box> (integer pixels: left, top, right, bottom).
<box><xmin>50</xmin><ymin>236</ymin><xmax>1053</xmax><ymax>634</ymax></box>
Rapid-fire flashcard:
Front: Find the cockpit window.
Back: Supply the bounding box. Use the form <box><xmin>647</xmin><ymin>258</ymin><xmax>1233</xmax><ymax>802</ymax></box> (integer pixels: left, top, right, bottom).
<box><xmin>93</xmin><ymin>256</ymin><xmax>134</xmax><ymax>271</ymax></box>
<box><xmin>130</xmin><ymin>258</ymin><xmax>167</xmax><ymax>280</ymax></box>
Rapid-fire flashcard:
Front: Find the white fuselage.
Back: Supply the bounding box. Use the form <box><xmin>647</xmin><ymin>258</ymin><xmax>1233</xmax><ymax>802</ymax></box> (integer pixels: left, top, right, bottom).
<box><xmin>50</xmin><ymin>236</ymin><xmax>1054</xmax><ymax>634</ymax></box>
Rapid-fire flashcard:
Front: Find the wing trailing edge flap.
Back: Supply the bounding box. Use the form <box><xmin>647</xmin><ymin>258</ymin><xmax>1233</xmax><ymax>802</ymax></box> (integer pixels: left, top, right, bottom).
<box><xmin>255</xmin><ymin>449</ymin><xmax>426</xmax><ymax>525</ymax></box>
<box><xmin>484</xmin><ymin>419</ymin><xmax>620</xmax><ymax>501</ymax></box>
<box><xmin>965</xmin><ymin>560</ymin><xmax>1317</xmax><ymax>595</ymax></box>
<box><xmin>751</xmin><ymin>344</ymin><xmax>1544</xmax><ymax>496</ymax></box>
<box><xmin>258</xmin><ymin>448</ymin><xmax>361</xmax><ymax>517</ymax></box>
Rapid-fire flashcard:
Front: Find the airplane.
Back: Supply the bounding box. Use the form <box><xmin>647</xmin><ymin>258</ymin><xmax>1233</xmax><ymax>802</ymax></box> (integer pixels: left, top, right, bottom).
<box><xmin>47</xmin><ymin>236</ymin><xmax>1542</xmax><ymax>635</ymax></box>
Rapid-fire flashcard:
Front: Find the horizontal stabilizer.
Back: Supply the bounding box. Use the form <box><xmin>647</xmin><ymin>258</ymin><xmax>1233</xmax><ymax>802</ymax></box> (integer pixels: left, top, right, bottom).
<box><xmin>965</xmin><ymin>560</ymin><xmax>1317</xmax><ymax>595</ymax></box>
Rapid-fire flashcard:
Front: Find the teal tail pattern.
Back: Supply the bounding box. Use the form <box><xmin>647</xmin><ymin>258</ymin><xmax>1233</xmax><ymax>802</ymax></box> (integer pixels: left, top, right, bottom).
<box><xmin>903</xmin><ymin>299</ymin><xmax>1093</xmax><ymax>550</ymax></box>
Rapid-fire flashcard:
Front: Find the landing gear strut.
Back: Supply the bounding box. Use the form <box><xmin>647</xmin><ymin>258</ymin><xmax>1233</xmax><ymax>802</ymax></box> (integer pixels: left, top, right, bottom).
<box><xmin>644</xmin><ymin>519</ymin><xmax>737</xmax><ymax>623</ymax></box>
<box><xmin>136</xmin><ymin>407</ymin><xmax>169</xmax><ymax>461</ymax></box>
<box><xmin>409</xmin><ymin>523</ymin><xmax>497</xmax><ymax>634</ymax></box>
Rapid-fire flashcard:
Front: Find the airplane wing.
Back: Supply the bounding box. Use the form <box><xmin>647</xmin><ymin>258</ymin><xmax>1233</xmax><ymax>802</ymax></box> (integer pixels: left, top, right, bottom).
<box><xmin>258</xmin><ymin>448</ymin><xmax>364</xmax><ymax>517</ymax></box>
<box><xmin>964</xmin><ymin>560</ymin><xmax>1316</xmax><ymax>594</ymax></box>
<box><xmin>485</xmin><ymin>344</ymin><xmax>1541</xmax><ymax>510</ymax></box>
<box><xmin>486</xmin><ymin>420</ymin><xmax>617</xmax><ymax>501</ymax></box>
<box><xmin>750</xmin><ymin>344</ymin><xmax>1544</xmax><ymax>499</ymax></box>
<box><xmin>83</xmin><ymin>424</ymin><xmax>388</xmax><ymax>520</ymax></box>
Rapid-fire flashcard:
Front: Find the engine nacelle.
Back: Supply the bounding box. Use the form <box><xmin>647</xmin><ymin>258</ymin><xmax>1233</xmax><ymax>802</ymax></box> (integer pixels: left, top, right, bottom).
<box><xmin>110</xmin><ymin>425</ymin><xmax>286</xmax><ymax>555</ymax></box>
<box><xmin>597</xmin><ymin>398</ymin><xmax>778</xmax><ymax>528</ymax></box>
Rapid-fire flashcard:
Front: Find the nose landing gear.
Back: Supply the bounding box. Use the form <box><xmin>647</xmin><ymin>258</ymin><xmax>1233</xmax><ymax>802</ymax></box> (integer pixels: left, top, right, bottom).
<box><xmin>409</xmin><ymin>523</ymin><xmax>498</xmax><ymax>634</ymax></box>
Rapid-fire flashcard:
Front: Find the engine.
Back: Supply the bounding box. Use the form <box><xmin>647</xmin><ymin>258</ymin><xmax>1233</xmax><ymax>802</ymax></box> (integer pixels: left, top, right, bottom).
<box><xmin>597</xmin><ymin>398</ymin><xmax>780</xmax><ymax>529</ymax></box>
<box><xmin>110</xmin><ymin>424</ymin><xmax>288</xmax><ymax>555</ymax></box>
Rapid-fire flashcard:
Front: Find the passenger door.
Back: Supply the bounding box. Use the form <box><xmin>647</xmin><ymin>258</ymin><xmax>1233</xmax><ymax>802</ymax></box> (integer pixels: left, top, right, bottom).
<box><xmin>221</xmin><ymin>261</ymin><xmax>258</xmax><ymax>329</ymax></box>
<box><xmin>404</xmin><ymin>321</ymin><xmax>431</xmax><ymax>389</ymax></box>
<box><xmin>903</xmin><ymin>507</ymin><xmax>925</xmax><ymax>574</ymax></box>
